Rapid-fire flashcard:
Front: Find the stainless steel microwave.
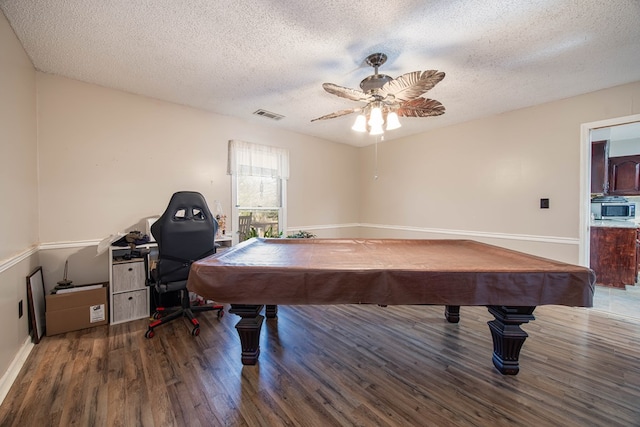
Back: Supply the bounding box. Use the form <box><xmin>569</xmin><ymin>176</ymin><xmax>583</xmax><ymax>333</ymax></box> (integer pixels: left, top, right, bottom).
<box><xmin>591</xmin><ymin>201</ymin><xmax>636</xmax><ymax>220</ymax></box>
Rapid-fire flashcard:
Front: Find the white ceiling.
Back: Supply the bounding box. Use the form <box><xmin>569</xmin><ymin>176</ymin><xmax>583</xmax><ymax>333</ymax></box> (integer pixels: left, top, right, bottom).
<box><xmin>2</xmin><ymin>0</ymin><xmax>640</xmax><ymax>147</ymax></box>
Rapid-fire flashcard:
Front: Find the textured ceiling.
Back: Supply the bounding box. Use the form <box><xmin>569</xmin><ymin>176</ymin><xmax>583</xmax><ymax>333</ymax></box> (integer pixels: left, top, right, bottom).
<box><xmin>1</xmin><ymin>0</ymin><xmax>640</xmax><ymax>147</ymax></box>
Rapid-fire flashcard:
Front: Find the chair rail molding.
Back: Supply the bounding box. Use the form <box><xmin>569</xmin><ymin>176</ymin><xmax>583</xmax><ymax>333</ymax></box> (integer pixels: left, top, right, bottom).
<box><xmin>358</xmin><ymin>223</ymin><xmax>579</xmax><ymax>246</ymax></box>
<box><xmin>0</xmin><ymin>245</ymin><xmax>38</xmax><ymax>275</ymax></box>
<box><xmin>38</xmin><ymin>239</ymin><xmax>102</xmax><ymax>251</ymax></box>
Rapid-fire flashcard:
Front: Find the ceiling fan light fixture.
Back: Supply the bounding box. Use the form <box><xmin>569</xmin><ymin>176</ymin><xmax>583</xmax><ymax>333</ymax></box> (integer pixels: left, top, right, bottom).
<box><xmin>368</xmin><ymin>105</ymin><xmax>384</xmax><ymax>127</ymax></box>
<box><xmin>311</xmin><ymin>52</ymin><xmax>445</xmax><ymax>138</ymax></box>
<box><xmin>352</xmin><ymin>114</ymin><xmax>367</xmax><ymax>132</ymax></box>
<box><xmin>386</xmin><ymin>111</ymin><xmax>401</xmax><ymax>130</ymax></box>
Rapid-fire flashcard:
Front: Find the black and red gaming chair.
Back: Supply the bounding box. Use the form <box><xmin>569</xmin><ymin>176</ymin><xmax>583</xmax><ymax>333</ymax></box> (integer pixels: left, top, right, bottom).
<box><xmin>145</xmin><ymin>191</ymin><xmax>223</xmax><ymax>338</ymax></box>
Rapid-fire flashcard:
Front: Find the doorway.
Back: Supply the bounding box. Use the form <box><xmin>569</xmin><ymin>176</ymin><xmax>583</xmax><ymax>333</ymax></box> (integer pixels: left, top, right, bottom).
<box><xmin>581</xmin><ymin>114</ymin><xmax>640</xmax><ymax>319</ymax></box>
<box><xmin>580</xmin><ymin>113</ymin><xmax>640</xmax><ymax>266</ymax></box>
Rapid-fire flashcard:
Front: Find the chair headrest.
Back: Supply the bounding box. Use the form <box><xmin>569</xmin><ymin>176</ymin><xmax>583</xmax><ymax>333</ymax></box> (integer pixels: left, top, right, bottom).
<box><xmin>151</xmin><ymin>191</ymin><xmax>218</xmax><ymax>282</ymax></box>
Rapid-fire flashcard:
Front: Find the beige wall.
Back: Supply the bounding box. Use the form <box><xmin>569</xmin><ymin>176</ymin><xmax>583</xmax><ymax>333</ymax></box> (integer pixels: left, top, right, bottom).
<box><xmin>0</xmin><ymin>12</ymin><xmax>37</xmax><ymax>260</ymax></box>
<box><xmin>36</xmin><ymin>73</ymin><xmax>361</xmax><ymax>244</ymax></box>
<box><xmin>0</xmin><ymin>11</ymin><xmax>39</xmax><ymax>395</ymax></box>
<box><xmin>359</xmin><ymin>81</ymin><xmax>640</xmax><ymax>263</ymax></box>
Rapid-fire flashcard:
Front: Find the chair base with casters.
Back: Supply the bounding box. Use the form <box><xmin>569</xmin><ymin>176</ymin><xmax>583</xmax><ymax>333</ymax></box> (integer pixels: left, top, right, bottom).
<box><xmin>145</xmin><ymin>190</ymin><xmax>225</xmax><ymax>338</ymax></box>
<box><xmin>145</xmin><ymin>285</ymin><xmax>224</xmax><ymax>338</ymax></box>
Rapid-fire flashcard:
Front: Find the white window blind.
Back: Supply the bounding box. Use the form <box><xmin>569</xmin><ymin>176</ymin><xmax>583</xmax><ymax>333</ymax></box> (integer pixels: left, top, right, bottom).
<box><xmin>227</xmin><ymin>140</ymin><xmax>289</xmax><ymax>179</ymax></box>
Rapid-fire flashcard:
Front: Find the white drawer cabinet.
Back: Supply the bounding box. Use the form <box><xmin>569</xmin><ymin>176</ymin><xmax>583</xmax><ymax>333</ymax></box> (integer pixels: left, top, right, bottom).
<box><xmin>112</xmin><ymin>261</ymin><xmax>146</xmax><ymax>292</ymax></box>
<box><xmin>109</xmin><ymin>246</ymin><xmax>152</xmax><ymax>324</ymax></box>
<box><xmin>112</xmin><ymin>289</ymin><xmax>148</xmax><ymax>322</ymax></box>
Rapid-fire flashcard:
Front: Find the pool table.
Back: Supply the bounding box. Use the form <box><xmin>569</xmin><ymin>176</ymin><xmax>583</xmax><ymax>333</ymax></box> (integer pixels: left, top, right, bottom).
<box><xmin>187</xmin><ymin>238</ymin><xmax>595</xmax><ymax>375</ymax></box>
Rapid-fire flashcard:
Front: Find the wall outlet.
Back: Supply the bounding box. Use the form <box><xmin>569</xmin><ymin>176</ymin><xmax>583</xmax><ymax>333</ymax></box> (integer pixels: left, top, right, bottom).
<box><xmin>18</xmin><ymin>300</ymin><xmax>23</xmax><ymax>318</ymax></box>
<box><xmin>540</xmin><ymin>198</ymin><xmax>550</xmax><ymax>209</ymax></box>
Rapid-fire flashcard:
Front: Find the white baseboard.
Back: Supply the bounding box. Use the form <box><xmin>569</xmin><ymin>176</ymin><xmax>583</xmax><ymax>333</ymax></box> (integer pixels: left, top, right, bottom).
<box><xmin>0</xmin><ymin>337</ymin><xmax>33</xmax><ymax>406</ymax></box>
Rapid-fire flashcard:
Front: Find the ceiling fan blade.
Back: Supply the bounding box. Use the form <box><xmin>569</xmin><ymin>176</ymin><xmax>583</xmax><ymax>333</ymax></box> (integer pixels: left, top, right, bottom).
<box><xmin>322</xmin><ymin>83</ymin><xmax>373</xmax><ymax>102</ymax></box>
<box><xmin>379</xmin><ymin>70</ymin><xmax>445</xmax><ymax>101</ymax></box>
<box><xmin>311</xmin><ymin>108</ymin><xmax>361</xmax><ymax>122</ymax></box>
<box><xmin>397</xmin><ymin>98</ymin><xmax>445</xmax><ymax>117</ymax></box>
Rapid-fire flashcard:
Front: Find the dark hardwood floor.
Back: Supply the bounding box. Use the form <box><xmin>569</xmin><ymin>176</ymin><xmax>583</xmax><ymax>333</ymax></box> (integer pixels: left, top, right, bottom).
<box><xmin>1</xmin><ymin>303</ymin><xmax>639</xmax><ymax>426</ymax></box>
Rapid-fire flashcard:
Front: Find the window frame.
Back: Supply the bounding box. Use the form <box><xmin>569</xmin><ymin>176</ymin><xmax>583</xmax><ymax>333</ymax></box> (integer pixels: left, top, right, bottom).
<box><xmin>229</xmin><ymin>141</ymin><xmax>288</xmax><ymax>244</ymax></box>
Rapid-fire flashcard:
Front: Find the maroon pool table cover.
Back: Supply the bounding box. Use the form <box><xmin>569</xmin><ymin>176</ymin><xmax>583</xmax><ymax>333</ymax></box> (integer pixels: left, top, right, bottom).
<box><xmin>187</xmin><ymin>238</ymin><xmax>595</xmax><ymax>307</ymax></box>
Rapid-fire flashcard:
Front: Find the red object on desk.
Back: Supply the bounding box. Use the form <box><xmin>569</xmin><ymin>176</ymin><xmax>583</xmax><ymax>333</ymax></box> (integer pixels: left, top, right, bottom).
<box><xmin>187</xmin><ymin>238</ymin><xmax>595</xmax><ymax>374</ymax></box>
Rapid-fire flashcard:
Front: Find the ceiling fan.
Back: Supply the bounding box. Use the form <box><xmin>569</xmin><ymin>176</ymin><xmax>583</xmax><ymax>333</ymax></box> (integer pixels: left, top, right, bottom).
<box><xmin>311</xmin><ymin>53</ymin><xmax>445</xmax><ymax>135</ymax></box>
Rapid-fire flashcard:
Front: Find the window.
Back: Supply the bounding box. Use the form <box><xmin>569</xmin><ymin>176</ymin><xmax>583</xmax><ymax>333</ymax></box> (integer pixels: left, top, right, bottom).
<box><xmin>228</xmin><ymin>140</ymin><xmax>289</xmax><ymax>243</ymax></box>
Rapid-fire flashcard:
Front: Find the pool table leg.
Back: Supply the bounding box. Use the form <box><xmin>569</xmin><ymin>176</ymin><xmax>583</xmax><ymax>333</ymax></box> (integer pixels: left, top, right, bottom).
<box><xmin>445</xmin><ymin>305</ymin><xmax>460</xmax><ymax>323</ymax></box>
<box><xmin>229</xmin><ymin>304</ymin><xmax>264</xmax><ymax>365</ymax></box>
<box><xmin>265</xmin><ymin>304</ymin><xmax>278</xmax><ymax>318</ymax></box>
<box><xmin>487</xmin><ymin>305</ymin><xmax>536</xmax><ymax>375</ymax></box>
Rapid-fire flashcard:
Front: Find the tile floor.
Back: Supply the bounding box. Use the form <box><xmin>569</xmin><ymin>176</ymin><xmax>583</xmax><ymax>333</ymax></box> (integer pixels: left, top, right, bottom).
<box><xmin>592</xmin><ymin>284</ymin><xmax>640</xmax><ymax>320</ymax></box>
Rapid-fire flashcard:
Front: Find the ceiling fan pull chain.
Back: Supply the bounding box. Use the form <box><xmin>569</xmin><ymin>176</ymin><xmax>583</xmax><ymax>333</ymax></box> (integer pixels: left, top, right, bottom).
<box><xmin>374</xmin><ymin>135</ymin><xmax>382</xmax><ymax>180</ymax></box>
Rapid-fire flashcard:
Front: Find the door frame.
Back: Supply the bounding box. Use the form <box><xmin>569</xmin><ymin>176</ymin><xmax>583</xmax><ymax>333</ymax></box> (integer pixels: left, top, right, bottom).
<box><xmin>579</xmin><ymin>113</ymin><xmax>640</xmax><ymax>266</ymax></box>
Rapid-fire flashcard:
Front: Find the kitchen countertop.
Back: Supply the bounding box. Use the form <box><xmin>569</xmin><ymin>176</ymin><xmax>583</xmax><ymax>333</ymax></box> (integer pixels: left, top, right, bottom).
<box><xmin>591</xmin><ymin>219</ymin><xmax>639</xmax><ymax>228</ymax></box>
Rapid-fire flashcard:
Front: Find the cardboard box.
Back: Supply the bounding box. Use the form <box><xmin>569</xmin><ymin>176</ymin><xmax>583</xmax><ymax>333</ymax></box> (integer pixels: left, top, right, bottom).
<box><xmin>45</xmin><ymin>283</ymin><xmax>108</xmax><ymax>336</ymax></box>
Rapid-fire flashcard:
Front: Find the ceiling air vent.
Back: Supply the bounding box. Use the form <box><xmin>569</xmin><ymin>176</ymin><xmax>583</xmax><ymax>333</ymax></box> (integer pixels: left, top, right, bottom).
<box><xmin>253</xmin><ymin>109</ymin><xmax>285</xmax><ymax>121</ymax></box>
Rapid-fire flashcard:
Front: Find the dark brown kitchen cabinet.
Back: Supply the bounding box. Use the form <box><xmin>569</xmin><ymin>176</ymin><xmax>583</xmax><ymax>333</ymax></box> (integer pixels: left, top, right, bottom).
<box><xmin>609</xmin><ymin>155</ymin><xmax>640</xmax><ymax>195</ymax></box>
<box><xmin>591</xmin><ymin>140</ymin><xmax>609</xmax><ymax>194</ymax></box>
<box><xmin>590</xmin><ymin>226</ymin><xmax>638</xmax><ymax>288</ymax></box>
<box><xmin>636</xmin><ymin>229</ymin><xmax>640</xmax><ymax>279</ymax></box>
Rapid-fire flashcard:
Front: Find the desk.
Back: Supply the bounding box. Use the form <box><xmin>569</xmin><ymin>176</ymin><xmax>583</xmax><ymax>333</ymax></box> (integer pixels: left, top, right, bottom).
<box><xmin>187</xmin><ymin>238</ymin><xmax>595</xmax><ymax>375</ymax></box>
